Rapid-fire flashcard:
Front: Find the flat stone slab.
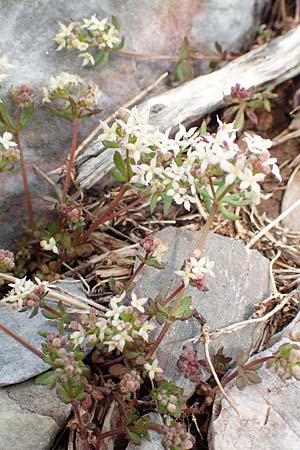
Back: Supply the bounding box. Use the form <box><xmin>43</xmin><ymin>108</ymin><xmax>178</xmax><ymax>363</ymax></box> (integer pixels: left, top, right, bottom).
<box><xmin>134</xmin><ymin>227</ymin><xmax>270</xmax><ymax>392</ymax></box>
<box><xmin>0</xmin><ymin>279</ymin><xmax>87</xmax><ymax>386</ymax></box>
<box><xmin>209</xmin><ymin>311</ymin><xmax>300</xmax><ymax>450</ymax></box>
<box><xmin>0</xmin><ymin>380</ymin><xmax>71</xmax><ymax>450</ymax></box>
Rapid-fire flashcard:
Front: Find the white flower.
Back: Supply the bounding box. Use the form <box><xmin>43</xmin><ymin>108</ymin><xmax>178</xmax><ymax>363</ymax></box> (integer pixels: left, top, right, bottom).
<box><xmin>2</xmin><ymin>277</ymin><xmax>48</xmax><ymax>309</ymax></box>
<box><xmin>72</xmin><ymin>39</ymin><xmax>89</xmax><ymax>51</ymax></box>
<box><xmin>137</xmin><ymin>321</ymin><xmax>155</xmax><ymax>342</ymax></box>
<box><xmin>40</xmin><ymin>237</ymin><xmax>59</xmax><ymax>254</ymax></box>
<box><xmin>95</xmin><ymin>318</ymin><xmax>108</xmax><ymax>341</ymax></box>
<box><xmin>239</xmin><ymin>168</ymin><xmax>265</xmax><ymax>193</ymax></box>
<box><xmin>243</xmin><ymin>132</ymin><xmax>273</xmax><ymax>154</ymax></box>
<box><xmin>82</xmin><ymin>15</ymin><xmax>108</xmax><ymax>32</ymax></box>
<box><xmin>175</xmin><ymin>264</ymin><xmax>193</xmax><ymax>287</ymax></box>
<box><xmin>131</xmin><ymin>157</ymin><xmax>163</xmax><ymax>185</ymax></box>
<box><xmin>70</xmin><ymin>325</ymin><xmax>86</xmax><ymax>348</ymax></box>
<box><xmin>166</xmin><ymin>182</ymin><xmax>196</xmax><ymax>211</ymax></box>
<box><xmin>79</xmin><ymin>52</ymin><xmax>95</xmax><ymax>66</ymax></box>
<box><xmin>223</xmin><ymin>158</ymin><xmax>245</xmax><ymax>185</ymax></box>
<box><xmin>144</xmin><ymin>359</ymin><xmax>164</xmax><ymax>380</ymax></box>
<box><xmin>0</xmin><ymin>132</ymin><xmax>17</xmax><ymax>151</ymax></box>
<box><xmin>130</xmin><ymin>292</ymin><xmax>148</xmax><ymax>313</ymax></box>
<box><xmin>102</xmin><ymin>27</ymin><xmax>122</xmax><ymax>49</ymax></box>
<box><xmin>105</xmin><ymin>292</ymin><xmax>126</xmax><ymax>320</ymax></box>
<box><xmin>152</xmin><ymin>241</ymin><xmax>168</xmax><ymax>264</ymax></box>
<box><xmin>108</xmin><ymin>330</ymin><xmax>134</xmax><ymax>352</ymax></box>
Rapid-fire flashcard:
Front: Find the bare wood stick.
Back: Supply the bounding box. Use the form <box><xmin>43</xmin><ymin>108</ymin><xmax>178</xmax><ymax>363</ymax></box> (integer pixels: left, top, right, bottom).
<box><xmin>0</xmin><ymin>272</ymin><xmax>104</xmax><ymax>312</ymax></box>
<box><xmin>77</xmin><ymin>26</ymin><xmax>300</xmax><ymax>189</ymax></box>
<box><xmin>202</xmin><ymin>326</ymin><xmax>240</xmax><ymax>416</ymax></box>
<box><xmin>74</xmin><ymin>72</ymin><xmax>168</xmax><ymax>159</ymax></box>
<box><xmin>247</xmin><ymin>197</ymin><xmax>300</xmax><ymax>249</ymax></box>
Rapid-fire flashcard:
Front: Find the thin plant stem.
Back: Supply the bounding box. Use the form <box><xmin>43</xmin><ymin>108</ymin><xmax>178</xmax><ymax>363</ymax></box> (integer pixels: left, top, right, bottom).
<box><xmin>116</xmin><ymin>49</ymin><xmax>219</xmax><ymax>62</ymax></box>
<box><xmin>0</xmin><ymin>321</ymin><xmax>44</xmax><ymax>359</ymax></box>
<box><xmin>83</xmin><ymin>184</ymin><xmax>128</xmax><ymax>240</ymax></box>
<box><xmin>97</xmin><ymin>428</ymin><xmax>128</xmax><ymax>440</ymax></box>
<box><xmin>105</xmin><ymin>192</ymin><xmax>148</xmax><ymax>222</ymax></box>
<box><xmin>147</xmin><ymin>321</ymin><xmax>170</xmax><ymax>358</ymax></box>
<box><xmin>71</xmin><ymin>399</ymin><xmax>90</xmax><ymax>450</ymax></box>
<box><xmin>125</xmin><ymin>252</ymin><xmax>149</xmax><ymax>291</ymax></box>
<box><xmin>161</xmin><ymin>282</ymin><xmax>185</xmax><ymax>307</ymax></box>
<box><xmin>14</xmin><ymin>114</ymin><xmax>35</xmax><ymax>230</ymax></box>
<box><xmin>42</xmin><ymin>304</ymin><xmax>62</xmax><ymax>317</ymax></box>
<box><xmin>281</xmin><ymin>0</ymin><xmax>287</xmax><ymax>21</ymax></box>
<box><xmin>62</xmin><ymin>118</ymin><xmax>80</xmax><ymax>203</ymax></box>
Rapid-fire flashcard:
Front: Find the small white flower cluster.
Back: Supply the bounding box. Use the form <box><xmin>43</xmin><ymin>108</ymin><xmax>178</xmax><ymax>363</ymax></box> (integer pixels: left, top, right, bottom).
<box><xmin>71</xmin><ymin>291</ymin><xmax>155</xmax><ymax>353</ymax></box>
<box><xmin>42</xmin><ymin>72</ymin><xmax>100</xmax><ymax>110</ymax></box>
<box><xmin>175</xmin><ymin>249</ymin><xmax>215</xmax><ymax>290</ymax></box>
<box><xmin>40</xmin><ymin>237</ymin><xmax>59</xmax><ymax>255</ymax></box>
<box><xmin>97</xmin><ymin>109</ymin><xmax>281</xmax><ymax>211</ymax></box>
<box><xmin>2</xmin><ymin>277</ymin><xmax>49</xmax><ymax>310</ymax></box>
<box><xmin>55</xmin><ymin>16</ymin><xmax>122</xmax><ymax>66</ymax></box>
<box><xmin>0</xmin><ymin>53</ymin><xmax>13</xmax><ymax>81</ymax></box>
<box><xmin>0</xmin><ymin>131</ymin><xmax>19</xmax><ymax>172</ymax></box>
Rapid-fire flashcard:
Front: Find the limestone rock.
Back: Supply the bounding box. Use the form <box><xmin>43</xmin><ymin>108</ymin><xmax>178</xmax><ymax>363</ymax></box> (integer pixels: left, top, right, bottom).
<box><xmin>209</xmin><ymin>311</ymin><xmax>300</xmax><ymax>450</ymax></box>
<box><xmin>281</xmin><ymin>170</ymin><xmax>300</xmax><ymax>231</ymax></box>
<box><xmin>134</xmin><ymin>227</ymin><xmax>270</xmax><ymax>394</ymax></box>
<box><xmin>0</xmin><ymin>380</ymin><xmax>71</xmax><ymax>450</ymax></box>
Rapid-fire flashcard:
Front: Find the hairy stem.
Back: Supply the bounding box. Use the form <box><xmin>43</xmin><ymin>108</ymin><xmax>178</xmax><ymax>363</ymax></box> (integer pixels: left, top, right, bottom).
<box><xmin>0</xmin><ymin>322</ymin><xmax>43</xmax><ymax>359</ymax></box>
<box><xmin>62</xmin><ymin>118</ymin><xmax>80</xmax><ymax>203</ymax></box>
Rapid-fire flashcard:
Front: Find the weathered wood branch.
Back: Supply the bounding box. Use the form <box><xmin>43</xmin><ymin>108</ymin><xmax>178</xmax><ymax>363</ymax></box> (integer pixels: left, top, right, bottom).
<box><xmin>76</xmin><ymin>25</ymin><xmax>300</xmax><ymax>190</ymax></box>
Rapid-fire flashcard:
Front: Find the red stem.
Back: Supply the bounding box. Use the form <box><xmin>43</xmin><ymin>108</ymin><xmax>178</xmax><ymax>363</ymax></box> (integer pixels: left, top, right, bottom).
<box><xmin>0</xmin><ymin>322</ymin><xmax>43</xmax><ymax>359</ymax></box>
<box><xmin>62</xmin><ymin>118</ymin><xmax>80</xmax><ymax>203</ymax></box>
<box><xmin>83</xmin><ymin>184</ymin><xmax>128</xmax><ymax>240</ymax></box>
<box><xmin>125</xmin><ymin>252</ymin><xmax>149</xmax><ymax>290</ymax></box>
<box><xmin>14</xmin><ymin>127</ymin><xmax>35</xmax><ymax>230</ymax></box>
<box><xmin>161</xmin><ymin>282</ymin><xmax>185</xmax><ymax>307</ymax></box>
<box><xmin>43</xmin><ymin>304</ymin><xmax>62</xmax><ymax>317</ymax></box>
<box><xmin>71</xmin><ymin>399</ymin><xmax>90</xmax><ymax>450</ymax></box>
<box><xmin>105</xmin><ymin>194</ymin><xmax>146</xmax><ymax>222</ymax></box>
<box><xmin>97</xmin><ymin>428</ymin><xmax>128</xmax><ymax>441</ymax></box>
<box><xmin>147</xmin><ymin>321</ymin><xmax>170</xmax><ymax>358</ymax></box>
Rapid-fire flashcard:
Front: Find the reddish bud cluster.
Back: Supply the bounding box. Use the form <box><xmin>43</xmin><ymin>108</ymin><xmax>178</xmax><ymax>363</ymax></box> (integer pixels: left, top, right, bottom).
<box><xmin>177</xmin><ymin>345</ymin><xmax>202</xmax><ymax>381</ymax></box>
<box><xmin>0</xmin><ymin>249</ymin><xmax>15</xmax><ymax>272</ymax></box>
<box><xmin>230</xmin><ymin>83</ymin><xmax>250</xmax><ymax>100</ymax></box>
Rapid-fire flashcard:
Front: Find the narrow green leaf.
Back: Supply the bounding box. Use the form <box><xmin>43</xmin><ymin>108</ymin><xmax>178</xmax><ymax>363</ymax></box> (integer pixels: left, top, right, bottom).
<box><xmin>0</xmin><ymin>103</ymin><xmax>14</xmax><ymax>128</ymax></box>
<box><xmin>263</xmin><ymin>98</ymin><xmax>271</xmax><ymax>112</ymax></box>
<box><xmin>111</xmin><ymin>15</ymin><xmax>121</xmax><ymax>30</ymax></box>
<box><xmin>112</xmin><ymin>171</ymin><xmax>126</xmax><ymax>182</ymax></box>
<box><xmin>163</xmin><ymin>194</ymin><xmax>173</xmax><ymax>216</ymax></box>
<box><xmin>103</xmin><ymin>139</ymin><xmax>120</xmax><ymax>148</ymax></box>
<box><xmin>150</xmin><ymin>193</ymin><xmax>159</xmax><ymax>213</ymax></box>
<box><xmin>200</xmin><ymin>119</ymin><xmax>207</xmax><ymax>134</ymax></box>
<box><xmin>244</xmin><ymin>370</ymin><xmax>262</xmax><ymax>384</ymax></box>
<box><xmin>233</xmin><ymin>107</ymin><xmax>245</xmax><ymax>130</ymax></box>
<box><xmin>218</xmin><ymin>203</ymin><xmax>240</xmax><ymax>220</ymax></box>
<box><xmin>175</xmin><ymin>61</ymin><xmax>191</xmax><ymax>83</ymax></box>
<box><xmin>197</xmin><ymin>187</ymin><xmax>212</xmax><ymax>213</ymax></box>
<box><xmin>42</xmin><ymin>309</ymin><xmax>59</xmax><ymax>320</ymax></box>
<box><xmin>57</xmin><ymin>387</ymin><xmax>72</xmax><ymax>403</ymax></box>
<box><xmin>18</xmin><ymin>104</ymin><xmax>34</xmax><ymax>130</ymax></box>
<box><xmin>113</xmin><ymin>151</ymin><xmax>127</xmax><ymax>175</ymax></box>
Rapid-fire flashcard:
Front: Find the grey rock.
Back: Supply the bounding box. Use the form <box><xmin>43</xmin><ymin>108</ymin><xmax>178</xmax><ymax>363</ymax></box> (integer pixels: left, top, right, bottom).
<box><xmin>281</xmin><ymin>170</ymin><xmax>300</xmax><ymax>231</ymax></box>
<box><xmin>0</xmin><ymin>0</ymin><xmax>269</xmax><ymax>247</ymax></box>
<box><xmin>209</xmin><ymin>311</ymin><xmax>300</xmax><ymax>450</ymax></box>
<box><xmin>0</xmin><ymin>278</ymin><xmax>87</xmax><ymax>387</ymax></box>
<box><xmin>134</xmin><ymin>227</ymin><xmax>270</xmax><ymax>394</ymax></box>
<box><xmin>0</xmin><ymin>380</ymin><xmax>71</xmax><ymax>450</ymax></box>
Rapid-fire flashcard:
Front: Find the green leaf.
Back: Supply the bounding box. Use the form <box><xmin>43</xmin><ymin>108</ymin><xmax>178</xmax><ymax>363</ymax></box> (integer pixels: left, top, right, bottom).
<box><xmin>103</xmin><ymin>139</ymin><xmax>120</xmax><ymax>148</ymax></box>
<box><xmin>112</xmin><ymin>171</ymin><xmax>126</xmax><ymax>182</ymax></box>
<box><xmin>197</xmin><ymin>187</ymin><xmax>212</xmax><ymax>213</ymax></box>
<box><xmin>218</xmin><ymin>203</ymin><xmax>240</xmax><ymax>220</ymax></box>
<box><xmin>112</xmin><ymin>37</ymin><xmax>124</xmax><ymax>51</ymax></box>
<box><xmin>233</xmin><ymin>107</ymin><xmax>245</xmax><ymax>130</ymax></box>
<box><xmin>42</xmin><ymin>309</ymin><xmax>59</xmax><ymax>320</ymax></box>
<box><xmin>175</xmin><ymin>296</ymin><xmax>191</xmax><ymax>317</ymax></box>
<box><xmin>244</xmin><ymin>370</ymin><xmax>262</xmax><ymax>384</ymax></box>
<box><xmin>17</xmin><ymin>104</ymin><xmax>34</xmax><ymax>130</ymax></box>
<box><xmin>113</xmin><ymin>151</ymin><xmax>127</xmax><ymax>175</ymax></box>
<box><xmin>263</xmin><ymin>98</ymin><xmax>271</xmax><ymax>112</ymax></box>
<box><xmin>74</xmin><ymin>391</ymin><xmax>87</xmax><ymax>401</ymax></box>
<box><xmin>163</xmin><ymin>193</ymin><xmax>173</xmax><ymax>216</ymax></box>
<box><xmin>94</xmin><ymin>49</ymin><xmax>109</xmax><ymax>69</ymax></box>
<box><xmin>222</xmin><ymin>193</ymin><xmax>252</xmax><ymax>206</ymax></box>
<box><xmin>150</xmin><ymin>192</ymin><xmax>159</xmax><ymax>213</ymax></box>
<box><xmin>200</xmin><ymin>119</ymin><xmax>207</xmax><ymax>135</ymax></box>
<box><xmin>0</xmin><ymin>102</ymin><xmax>14</xmax><ymax>129</ymax></box>
<box><xmin>145</xmin><ymin>257</ymin><xmax>165</xmax><ymax>269</ymax></box>
<box><xmin>175</xmin><ymin>61</ymin><xmax>191</xmax><ymax>83</ymax></box>
<box><xmin>236</xmin><ymin>375</ymin><xmax>248</xmax><ymax>390</ymax></box>
<box><xmin>111</xmin><ymin>15</ymin><xmax>121</xmax><ymax>30</ymax></box>
<box><xmin>29</xmin><ymin>306</ymin><xmax>39</xmax><ymax>318</ymax></box>
<box><xmin>57</xmin><ymin>387</ymin><xmax>72</xmax><ymax>403</ymax></box>
<box><xmin>156</xmin><ymin>311</ymin><xmax>165</xmax><ymax>325</ymax></box>
<box><xmin>35</xmin><ymin>371</ymin><xmax>57</xmax><ymax>386</ymax></box>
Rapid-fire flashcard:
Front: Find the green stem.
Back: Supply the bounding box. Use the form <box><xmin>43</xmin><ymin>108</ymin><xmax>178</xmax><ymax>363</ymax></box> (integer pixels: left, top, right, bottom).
<box><xmin>82</xmin><ymin>184</ymin><xmax>128</xmax><ymax>240</ymax></box>
<box><xmin>62</xmin><ymin>118</ymin><xmax>80</xmax><ymax>203</ymax></box>
<box><xmin>0</xmin><ymin>322</ymin><xmax>43</xmax><ymax>359</ymax></box>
